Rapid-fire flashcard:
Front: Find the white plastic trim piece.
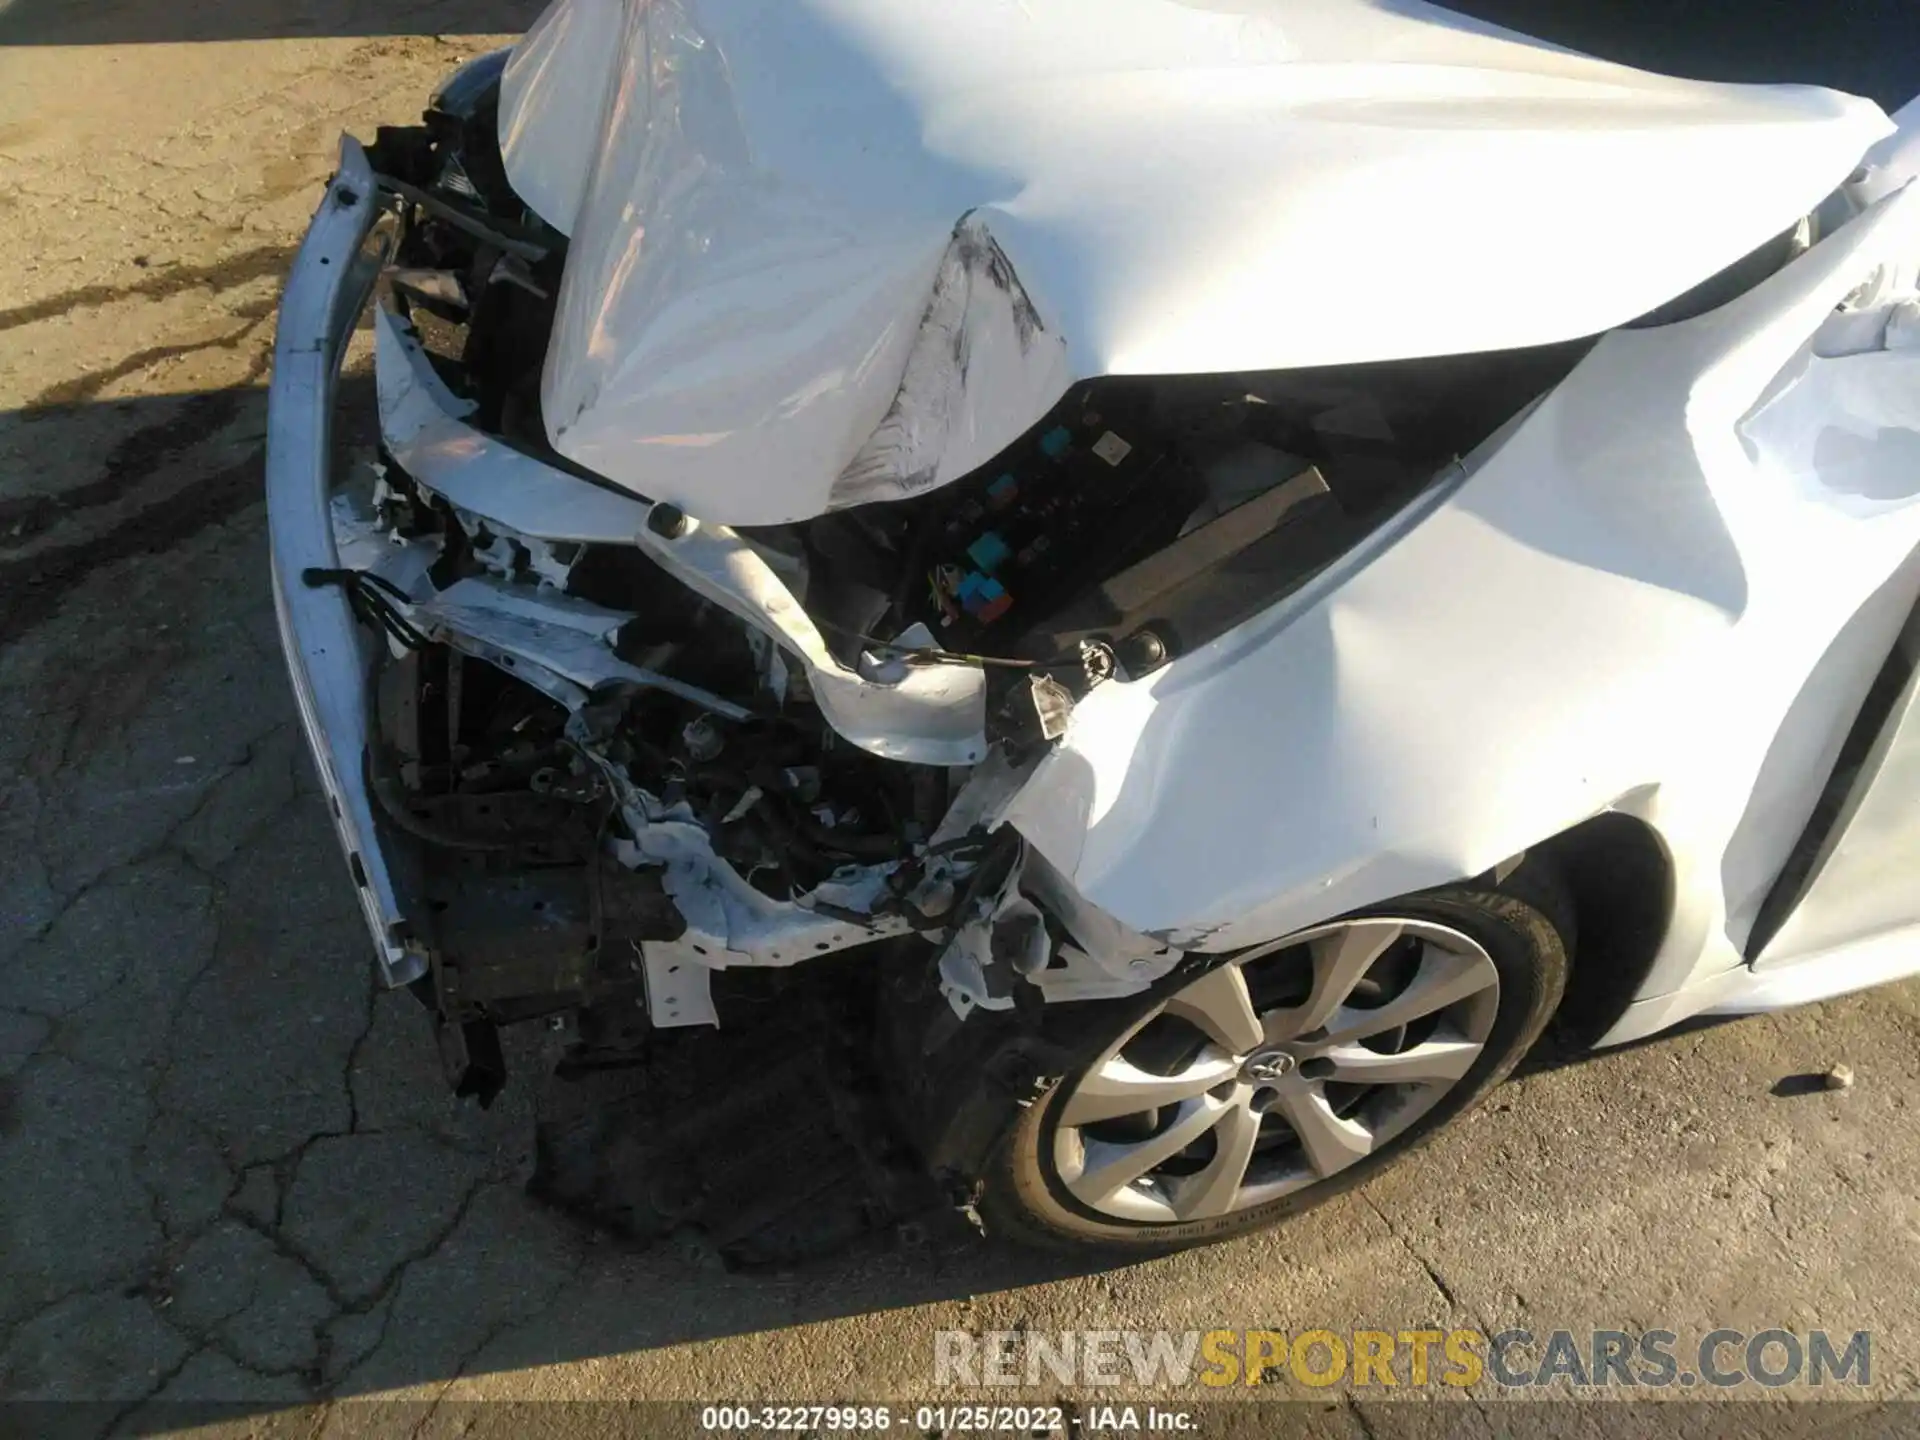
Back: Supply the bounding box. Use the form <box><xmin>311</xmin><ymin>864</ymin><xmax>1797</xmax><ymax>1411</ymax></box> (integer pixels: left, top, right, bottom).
<box><xmin>375</xmin><ymin>304</ymin><xmax>651</xmax><ymax>546</ymax></box>
<box><xmin>640</xmin><ymin>940</ymin><xmax>721</xmax><ymax>1028</ymax></box>
<box><xmin>266</xmin><ymin>139</ymin><xmax>425</xmax><ymax>987</ymax></box>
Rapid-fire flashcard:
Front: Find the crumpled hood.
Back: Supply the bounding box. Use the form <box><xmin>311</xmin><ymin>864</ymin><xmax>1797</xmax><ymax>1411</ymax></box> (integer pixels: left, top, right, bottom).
<box><xmin>499</xmin><ymin>0</ymin><xmax>1893</xmax><ymax>525</ymax></box>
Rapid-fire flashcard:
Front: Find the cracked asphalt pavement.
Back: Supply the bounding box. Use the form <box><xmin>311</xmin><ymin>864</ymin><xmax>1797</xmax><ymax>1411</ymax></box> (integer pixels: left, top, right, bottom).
<box><xmin>3</xmin><ymin>3</ymin><xmax>1920</xmax><ymax>1435</ymax></box>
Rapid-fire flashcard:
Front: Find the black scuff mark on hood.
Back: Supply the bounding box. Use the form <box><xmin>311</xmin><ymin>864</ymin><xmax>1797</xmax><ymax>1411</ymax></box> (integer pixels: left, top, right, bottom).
<box><xmin>828</xmin><ymin>213</ymin><xmax>1065</xmax><ymax>510</ymax></box>
<box><xmin>951</xmin><ymin>215</ymin><xmax>1046</xmax><ymax>354</ymax></box>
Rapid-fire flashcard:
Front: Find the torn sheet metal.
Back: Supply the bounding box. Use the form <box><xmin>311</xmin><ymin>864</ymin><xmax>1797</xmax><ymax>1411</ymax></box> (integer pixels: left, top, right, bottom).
<box><xmin>613</xmin><ymin>830</ymin><xmax>914</xmax><ymax>970</ymax></box>
<box><xmin>403</xmin><ymin>576</ymin><xmax>752</xmax><ymax>718</ymax></box>
<box><xmin>500</xmin><ymin>0</ymin><xmax>1892</xmax><ymax>525</ymax></box>
<box><xmin>328</xmin><ymin>487</ymin><xmax>438</xmax><ymax>600</ymax></box>
<box><xmin>463</xmin><ymin>521</ymin><xmax>579</xmax><ymax>592</ymax></box>
<box><xmin>934</xmin><ymin>840</ymin><xmax>1181</xmax><ymax>1017</ymax></box>
<box><xmin>935</xmin><ymin>860</ymin><xmax>1039</xmax><ymax>1018</ymax></box>
<box><xmin>1019</xmin><ymin>846</ymin><xmax>1181</xmax><ymax>995</ymax></box>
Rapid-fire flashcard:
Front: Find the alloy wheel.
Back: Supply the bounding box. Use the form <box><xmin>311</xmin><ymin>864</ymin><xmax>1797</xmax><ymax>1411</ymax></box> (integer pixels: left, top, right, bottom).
<box><xmin>1050</xmin><ymin>918</ymin><xmax>1501</xmax><ymax>1224</ymax></box>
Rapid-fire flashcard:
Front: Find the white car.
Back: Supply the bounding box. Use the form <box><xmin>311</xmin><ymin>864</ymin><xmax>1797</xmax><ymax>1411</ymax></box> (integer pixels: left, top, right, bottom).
<box><xmin>269</xmin><ymin>0</ymin><xmax>1920</xmax><ymax>1255</ymax></box>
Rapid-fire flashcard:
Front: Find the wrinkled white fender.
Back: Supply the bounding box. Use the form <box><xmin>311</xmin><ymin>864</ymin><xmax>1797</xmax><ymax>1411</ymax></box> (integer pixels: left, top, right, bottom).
<box><xmin>1002</xmin><ymin>183</ymin><xmax>1920</xmax><ymax>1017</ymax></box>
<box><xmin>499</xmin><ymin>0</ymin><xmax>1891</xmax><ymax>524</ymax></box>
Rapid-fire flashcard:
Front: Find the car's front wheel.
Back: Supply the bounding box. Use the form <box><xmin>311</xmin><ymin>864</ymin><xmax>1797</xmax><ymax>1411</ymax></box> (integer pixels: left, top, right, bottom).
<box><xmin>976</xmin><ymin>880</ymin><xmax>1569</xmax><ymax>1253</ymax></box>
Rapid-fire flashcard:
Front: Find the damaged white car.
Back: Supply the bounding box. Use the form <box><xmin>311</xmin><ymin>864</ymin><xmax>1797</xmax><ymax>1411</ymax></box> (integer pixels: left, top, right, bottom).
<box><xmin>269</xmin><ymin>0</ymin><xmax>1920</xmax><ymax>1256</ymax></box>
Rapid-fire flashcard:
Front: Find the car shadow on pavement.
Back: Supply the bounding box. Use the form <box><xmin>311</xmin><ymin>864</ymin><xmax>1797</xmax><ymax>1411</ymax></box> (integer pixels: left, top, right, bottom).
<box><xmin>1516</xmin><ymin>1014</ymin><xmax>1744</xmax><ymax>1079</ymax></box>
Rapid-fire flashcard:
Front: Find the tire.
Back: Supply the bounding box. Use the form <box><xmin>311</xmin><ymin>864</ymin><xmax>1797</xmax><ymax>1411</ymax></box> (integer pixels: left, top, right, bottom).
<box><xmin>969</xmin><ymin>872</ymin><xmax>1570</xmax><ymax>1255</ymax></box>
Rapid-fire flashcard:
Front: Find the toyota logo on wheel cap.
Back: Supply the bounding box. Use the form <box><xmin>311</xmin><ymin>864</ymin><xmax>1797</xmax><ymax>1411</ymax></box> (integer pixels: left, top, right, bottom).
<box><xmin>1242</xmin><ymin>1050</ymin><xmax>1297</xmax><ymax>1083</ymax></box>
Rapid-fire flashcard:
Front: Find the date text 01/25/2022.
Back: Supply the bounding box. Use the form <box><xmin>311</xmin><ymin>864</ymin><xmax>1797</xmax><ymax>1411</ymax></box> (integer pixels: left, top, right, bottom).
<box><xmin>698</xmin><ymin>1406</ymin><xmax>1197</xmax><ymax>1432</ymax></box>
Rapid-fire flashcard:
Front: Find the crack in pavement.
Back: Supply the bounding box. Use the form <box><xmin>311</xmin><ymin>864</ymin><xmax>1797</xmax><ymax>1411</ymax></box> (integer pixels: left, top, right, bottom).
<box><xmin>3</xmin><ymin>706</ymin><xmax>512</xmax><ymax>1404</ymax></box>
<box><xmin>218</xmin><ymin>1151</ymin><xmax>522</xmax><ymax>1391</ymax></box>
<box><xmin>344</xmin><ymin>1171</ymin><xmax>520</xmax><ymax>1316</ymax></box>
<box><xmin>219</xmin><ymin>1166</ymin><xmax>360</xmax><ymax>1317</ymax></box>
<box><xmin>197</xmin><ymin>1329</ymin><xmax>321</xmax><ymax>1390</ymax></box>
<box><xmin>4</xmin><ymin>1094</ymin><xmax>526</xmax><ymax>1404</ymax></box>
<box><xmin>0</xmin><ymin>1278</ymin><xmax>139</xmax><ymax>1364</ymax></box>
<box><xmin>1357</xmin><ymin>1191</ymin><xmax>1502</xmax><ymax>1425</ymax></box>
<box><xmin>12</xmin><ymin>719</ymin><xmax>290</xmax><ymax>967</ymax></box>
<box><xmin>403</xmin><ymin>1248</ymin><xmax>591</xmax><ymax>1435</ymax></box>
<box><xmin>324</xmin><ymin>1288</ymin><xmax>400</xmax><ymax>1394</ymax></box>
<box><xmin>103</xmin><ymin>1339</ymin><xmax>206</xmax><ymax>1434</ymax></box>
<box><xmin>1359</xmin><ymin>1192</ymin><xmax>1464</xmax><ymax>1316</ymax></box>
<box><xmin>344</xmin><ymin>961</ymin><xmax>383</xmax><ymax>1136</ymax></box>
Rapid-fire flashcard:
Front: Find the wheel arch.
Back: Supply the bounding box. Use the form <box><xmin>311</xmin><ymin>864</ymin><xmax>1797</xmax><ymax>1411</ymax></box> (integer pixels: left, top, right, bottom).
<box><xmin>1525</xmin><ymin>811</ymin><xmax>1676</xmax><ymax>1046</ymax></box>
